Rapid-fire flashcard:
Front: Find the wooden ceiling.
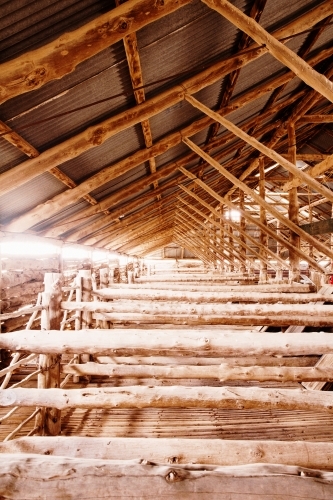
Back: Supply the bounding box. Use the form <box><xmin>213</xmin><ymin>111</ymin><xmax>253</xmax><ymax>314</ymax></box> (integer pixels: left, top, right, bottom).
<box><xmin>1</xmin><ymin>0</ymin><xmax>333</xmax><ymax>265</ymax></box>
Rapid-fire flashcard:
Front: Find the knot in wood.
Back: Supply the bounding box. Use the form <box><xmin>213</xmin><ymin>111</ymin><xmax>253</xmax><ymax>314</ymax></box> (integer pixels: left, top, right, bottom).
<box><xmin>165</xmin><ymin>469</ymin><xmax>178</xmax><ymax>483</ymax></box>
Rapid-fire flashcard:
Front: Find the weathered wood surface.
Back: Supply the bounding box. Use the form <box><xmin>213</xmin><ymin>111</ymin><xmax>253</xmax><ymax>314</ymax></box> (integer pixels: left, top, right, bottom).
<box><xmin>62</xmin><ymin>362</ymin><xmax>333</xmax><ymax>382</ymax></box>
<box><xmin>301</xmin><ymin>218</ymin><xmax>333</xmax><ymax>236</ymax></box>
<box><xmin>98</xmin><ymin>283</ymin><xmax>316</xmax><ymax>292</ymax></box>
<box><xmin>2</xmin><ymin>437</ymin><xmax>333</xmax><ymax>469</ymax></box>
<box><xmin>93</xmin><ymin>311</ymin><xmax>333</xmax><ymax>326</ymax></box>
<box><xmin>1</xmin><ymin>455</ymin><xmax>333</xmax><ymax>500</ymax></box>
<box><xmin>94</xmin><ymin>355</ymin><xmax>320</xmax><ymax>367</ymax></box>
<box><xmin>134</xmin><ymin>274</ymin><xmax>257</xmax><ymax>282</ymax></box>
<box><xmin>0</xmin><ymin>0</ymin><xmax>192</xmax><ymax>105</ymax></box>
<box><xmin>2</xmin><ymin>386</ymin><xmax>333</xmax><ymax>413</ymax></box>
<box><xmin>65</xmin><ymin>300</ymin><xmax>333</xmax><ymax>318</ymax></box>
<box><xmin>94</xmin><ymin>288</ymin><xmax>325</xmax><ymax>303</ymax></box>
<box><xmin>203</xmin><ymin>0</ymin><xmax>333</xmax><ymax>103</ymax></box>
<box><xmin>2</xmin><ymin>330</ymin><xmax>333</xmax><ymax>356</ymax></box>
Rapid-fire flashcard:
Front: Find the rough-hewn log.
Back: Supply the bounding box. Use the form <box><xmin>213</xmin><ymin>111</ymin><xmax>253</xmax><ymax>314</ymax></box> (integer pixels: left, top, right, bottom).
<box><xmin>0</xmin><ymin>0</ymin><xmax>192</xmax><ymax>105</ymax></box>
<box><xmin>92</xmin><ymin>282</ymin><xmax>316</xmax><ymax>292</ymax></box>
<box><xmin>1</xmin><ymin>437</ymin><xmax>333</xmax><ymax>469</ymax></box>
<box><xmin>300</xmin><ymin>219</ymin><xmax>333</xmax><ymax>236</ymax></box>
<box><xmin>2</xmin><ymin>386</ymin><xmax>333</xmax><ymax>413</ymax></box>
<box><xmin>94</xmin><ymin>311</ymin><xmax>333</xmax><ymax>326</ymax></box>
<box><xmin>202</xmin><ymin>0</ymin><xmax>333</xmax><ymax>103</ymax></box>
<box><xmin>61</xmin><ymin>362</ymin><xmax>333</xmax><ymax>382</ymax></box>
<box><xmin>283</xmin><ymin>155</ymin><xmax>333</xmax><ymax>191</ymax></box>
<box><xmin>61</xmin><ymin>300</ymin><xmax>333</xmax><ymax>319</ymax></box>
<box><xmin>93</xmin><ymin>288</ymin><xmax>326</xmax><ymax>304</ymax></box>
<box><xmin>1</xmin><ymin>454</ymin><xmax>333</xmax><ymax>500</ymax></box>
<box><xmin>94</xmin><ymin>355</ymin><xmax>319</xmax><ymax>367</ymax></box>
<box><xmin>2</xmin><ymin>330</ymin><xmax>333</xmax><ymax>356</ymax></box>
<box><xmin>36</xmin><ymin>273</ymin><xmax>62</xmax><ymax>436</ymax></box>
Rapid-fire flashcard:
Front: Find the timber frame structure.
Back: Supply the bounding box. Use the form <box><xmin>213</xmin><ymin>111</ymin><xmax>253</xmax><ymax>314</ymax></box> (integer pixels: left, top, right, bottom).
<box><xmin>2</xmin><ymin>0</ymin><xmax>333</xmax><ymax>498</ymax></box>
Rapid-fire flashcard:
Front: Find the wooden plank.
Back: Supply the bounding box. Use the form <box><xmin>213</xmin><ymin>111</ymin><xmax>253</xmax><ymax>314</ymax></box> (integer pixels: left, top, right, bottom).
<box><xmin>2</xmin><ymin>329</ymin><xmax>333</xmax><ymax>356</ymax></box>
<box><xmin>1</xmin><ymin>437</ymin><xmax>333</xmax><ymax>469</ymax></box>
<box><xmin>1</xmin><ymin>454</ymin><xmax>333</xmax><ymax>499</ymax></box>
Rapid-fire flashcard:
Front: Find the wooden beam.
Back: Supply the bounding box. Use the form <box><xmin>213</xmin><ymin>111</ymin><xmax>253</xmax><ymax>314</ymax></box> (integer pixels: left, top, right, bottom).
<box><xmin>299</xmin><ymin>115</ymin><xmax>333</xmax><ymax>123</ymax></box>
<box><xmin>94</xmin><ymin>288</ymin><xmax>326</xmax><ymax>303</ymax></box>
<box><xmin>5</xmin><ymin>57</ymin><xmax>331</xmax><ymax>235</ymax></box>
<box><xmin>2</xmin><ymin>329</ymin><xmax>333</xmax><ymax>356</ymax></box>
<box><xmin>2</xmin><ymin>5</ymin><xmax>332</xmax><ymax>209</ymax></box>
<box><xmin>1</xmin><ymin>454</ymin><xmax>333</xmax><ymax>499</ymax></box>
<box><xmin>61</xmin><ymin>362</ymin><xmax>333</xmax><ymax>382</ymax></box>
<box><xmin>0</xmin><ymin>0</ymin><xmax>192</xmax><ymax>105</ymax></box>
<box><xmin>178</xmin><ymin>168</ymin><xmax>325</xmax><ymax>274</ymax></box>
<box><xmin>182</xmin><ymin>136</ymin><xmax>333</xmax><ymax>262</ymax></box>
<box><xmin>283</xmin><ymin>153</ymin><xmax>333</xmax><ymax>191</ymax></box>
<box><xmin>202</xmin><ymin>0</ymin><xmax>333</xmax><ymax>103</ymax></box>
<box><xmin>1</xmin><ymin>437</ymin><xmax>333</xmax><ymax>469</ymax></box>
<box><xmin>3</xmin><ymin>386</ymin><xmax>333</xmax><ymax>413</ymax></box>
<box><xmin>185</xmin><ymin>94</ymin><xmax>333</xmax><ymax>205</ymax></box>
<box><xmin>300</xmin><ymin>219</ymin><xmax>333</xmax><ymax>236</ymax></box>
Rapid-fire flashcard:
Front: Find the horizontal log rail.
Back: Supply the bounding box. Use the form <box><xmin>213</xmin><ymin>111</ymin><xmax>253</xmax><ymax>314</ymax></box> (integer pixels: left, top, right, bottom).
<box><xmin>0</xmin><ymin>437</ymin><xmax>332</xmax><ymax>469</ymax></box>
<box><xmin>1</xmin><ymin>330</ymin><xmax>333</xmax><ymax>356</ymax></box>
<box><xmin>93</xmin><ymin>288</ymin><xmax>327</xmax><ymax>303</ymax></box>
<box><xmin>93</xmin><ymin>283</ymin><xmax>316</xmax><ymax>293</ymax></box>
<box><xmin>94</xmin><ymin>312</ymin><xmax>333</xmax><ymax>327</ymax></box>
<box><xmin>1</xmin><ymin>455</ymin><xmax>333</xmax><ymax>499</ymax></box>
<box><xmin>61</xmin><ymin>362</ymin><xmax>333</xmax><ymax>382</ymax></box>
<box><xmin>62</xmin><ymin>301</ymin><xmax>333</xmax><ymax>318</ymax></box>
<box><xmin>1</xmin><ymin>386</ymin><xmax>333</xmax><ymax>413</ymax></box>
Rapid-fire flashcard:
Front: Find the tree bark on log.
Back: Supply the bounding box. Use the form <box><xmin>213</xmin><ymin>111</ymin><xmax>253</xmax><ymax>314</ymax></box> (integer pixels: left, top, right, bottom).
<box><xmin>61</xmin><ymin>362</ymin><xmax>333</xmax><ymax>382</ymax></box>
<box><xmin>2</xmin><ymin>386</ymin><xmax>333</xmax><ymax>413</ymax></box>
<box><xmin>93</xmin><ymin>288</ymin><xmax>325</xmax><ymax>303</ymax></box>
<box><xmin>1</xmin><ymin>329</ymin><xmax>333</xmax><ymax>356</ymax></box>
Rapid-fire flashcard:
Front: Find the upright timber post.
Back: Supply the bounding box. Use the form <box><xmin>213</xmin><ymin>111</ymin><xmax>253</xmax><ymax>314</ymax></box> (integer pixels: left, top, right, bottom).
<box><xmin>275</xmin><ymin>221</ymin><xmax>283</xmax><ymax>281</ymax></box>
<box><xmin>35</xmin><ymin>273</ymin><xmax>62</xmax><ymax>436</ymax></box>
<box><xmin>288</xmin><ymin>123</ymin><xmax>300</xmax><ymax>283</ymax></box>
<box><xmin>239</xmin><ymin>190</ymin><xmax>247</xmax><ymax>274</ymax></box>
<box><xmin>79</xmin><ymin>269</ymin><xmax>92</xmax><ymax>366</ymax></box>
<box><xmin>259</xmin><ymin>158</ymin><xmax>268</xmax><ymax>283</ymax></box>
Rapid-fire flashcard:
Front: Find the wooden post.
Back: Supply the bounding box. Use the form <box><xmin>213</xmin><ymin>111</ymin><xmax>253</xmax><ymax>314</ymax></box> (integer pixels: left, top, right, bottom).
<box><xmin>288</xmin><ymin>123</ymin><xmax>300</xmax><ymax>283</ymax></box>
<box><xmin>35</xmin><ymin>273</ymin><xmax>62</xmax><ymax>436</ymax></box>
<box><xmin>79</xmin><ymin>269</ymin><xmax>92</xmax><ymax>367</ymax></box>
<box><xmin>238</xmin><ymin>190</ymin><xmax>247</xmax><ymax>273</ymax></box>
<box><xmin>275</xmin><ymin>221</ymin><xmax>283</xmax><ymax>281</ymax></box>
<box><xmin>259</xmin><ymin>158</ymin><xmax>268</xmax><ymax>283</ymax></box>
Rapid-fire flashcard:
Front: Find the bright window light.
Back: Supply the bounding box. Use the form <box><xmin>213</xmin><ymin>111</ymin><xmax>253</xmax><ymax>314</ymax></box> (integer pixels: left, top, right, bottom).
<box><xmin>119</xmin><ymin>255</ymin><xmax>128</xmax><ymax>265</ymax></box>
<box><xmin>62</xmin><ymin>245</ymin><xmax>90</xmax><ymax>260</ymax></box>
<box><xmin>1</xmin><ymin>240</ymin><xmax>57</xmax><ymax>257</ymax></box>
<box><xmin>225</xmin><ymin>209</ymin><xmax>241</xmax><ymax>222</ymax></box>
<box><xmin>92</xmin><ymin>249</ymin><xmax>109</xmax><ymax>262</ymax></box>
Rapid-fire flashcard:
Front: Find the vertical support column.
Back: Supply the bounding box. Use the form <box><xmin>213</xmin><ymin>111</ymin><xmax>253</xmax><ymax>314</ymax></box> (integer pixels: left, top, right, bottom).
<box><xmin>99</xmin><ymin>267</ymin><xmax>110</xmax><ymax>329</ymax></box>
<box><xmin>275</xmin><ymin>221</ymin><xmax>283</xmax><ymax>281</ymax></box>
<box><xmin>35</xmin><ymin>273</ymin><xmax>62</xmax><ymax>436</ymax></box>
<box><xmin>79</xmin><ymin>269</ymin><xmax>92</xmax><ymax>366</ymax></box>
<box><xmin>239</xmin><ymin>189</ymin><xmax>247</xmax><ymax>273</ymax></box>
<box><xmin>219</xmin><ymin>204</ymin><xmax>225</xmax><ymax>272</ymax></box>
<box><xmin>259</xmin><ymin>158</ymin><xmax>268</xmax><ymax>283</ymax></box>
<box><xmin>288</xmin><ymin>123</ymin><xmax>300</xmax><ymax>283</ymax></box>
